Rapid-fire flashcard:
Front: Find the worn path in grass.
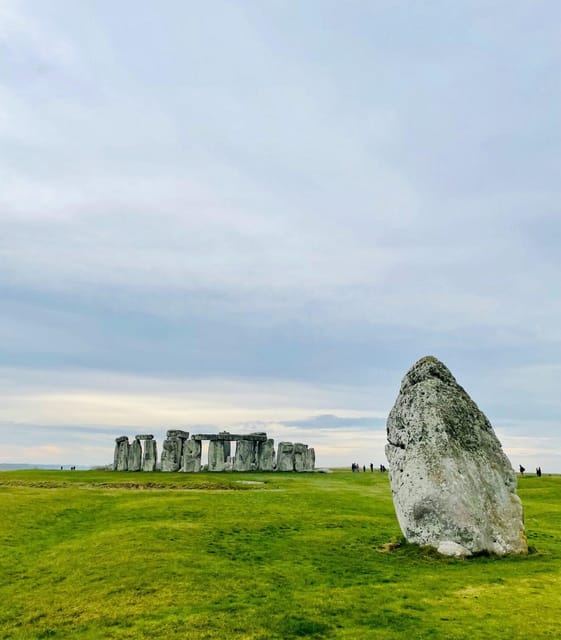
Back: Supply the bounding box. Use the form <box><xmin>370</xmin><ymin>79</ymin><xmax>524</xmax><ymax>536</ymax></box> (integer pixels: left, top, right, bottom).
<box><xmin>0</xmin><ymin>470</ymin><xmax>559</xmax><ymax>639</ymax></box>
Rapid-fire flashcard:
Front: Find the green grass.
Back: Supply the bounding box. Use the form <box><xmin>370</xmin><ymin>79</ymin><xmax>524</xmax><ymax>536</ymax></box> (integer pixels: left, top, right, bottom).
<box><xmin>0</xmin><ymin>470</ymin><xmax>560</xmax><ymax>639</ymax></box>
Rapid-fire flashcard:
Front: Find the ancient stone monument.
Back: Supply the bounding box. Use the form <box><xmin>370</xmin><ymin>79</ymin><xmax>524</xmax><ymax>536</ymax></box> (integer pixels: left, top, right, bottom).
<box><xmin>276</xmin><ymin>442</ymin><xmax>295</xmax><ymax>471</ymax></box>
<box><xmin>113</xmin><ymin>436</ymin><xmax>129</xmax><ymax>471</ymax></box>
<box><xmin>113</xmin><ymin>435</ymin><xmax>158</xmax><ymax>472</ymax></box>
<box><xmin>208</xmin><ymin>439</ymin><xmax>229</xmax><ymax>472</ymax></box>
<box><xmin>137</xmin><ymin>435</ymin><xmax>157</xmax><ymax>472</ymax></box>
<box><xmin>113</xmin><ymin>430</ymin><xmax>315</xmax><ymax>473</ymax></box>
<box><xmin>233</xmin><ymin>438</ymin><xmax>255</xmax><ymax>471</ymax></box>
<box><xmin>161</xmin><ymin>430</ymin><xmax>189</xmax><ymax>472</ymax></box>
<box><xmin>258</xmin><ymin>438</ymin><xmax>275</xmax><ymax>471</ymax></box>
<box><xmin>386</xmin><ymin>356</ymin><xmax>527</xmax><ymax>557</ymax></box>
<box><xmin>294</xmin><ymin>443</ymin><xmax>308</xmax><ymax>472</ymax></box>
<box><xmin>128</xmin><ymin>438</ymin><xmax>142</xmax><ymax>472</ymax></box>
<box><xmin>182</xmin><ymin>438</ymin><xmax>202</xmax><ymax>472</ymax></box>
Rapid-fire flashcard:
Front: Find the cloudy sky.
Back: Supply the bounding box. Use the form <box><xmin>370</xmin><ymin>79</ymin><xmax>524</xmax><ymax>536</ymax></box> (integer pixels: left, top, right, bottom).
<box><xmin>1</xmin><ymin>1</ymin><xmax>560</xmax><ymax>470</ymax></box>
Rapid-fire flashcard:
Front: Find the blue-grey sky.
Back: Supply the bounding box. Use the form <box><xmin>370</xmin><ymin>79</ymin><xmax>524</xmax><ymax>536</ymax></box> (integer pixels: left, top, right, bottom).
<box><xmin>1</xmin><ymin>1</ymin><xmax>560</xmax><ymax>469</ymax></box>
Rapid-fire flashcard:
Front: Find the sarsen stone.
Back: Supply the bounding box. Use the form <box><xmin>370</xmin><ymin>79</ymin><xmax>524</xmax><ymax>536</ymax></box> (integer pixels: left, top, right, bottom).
<box><xmin>385</xmin><ymin>356</ymin><xmax>527</xmax><ymax>557</ymax></box>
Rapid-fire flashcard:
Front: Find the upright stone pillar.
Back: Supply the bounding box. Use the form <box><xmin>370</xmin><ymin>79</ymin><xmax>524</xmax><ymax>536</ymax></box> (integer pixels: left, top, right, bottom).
<box><xmin>113</xmin><ymin>436</ymin><xmax>129</xmax><ymax>471</ymax></box>
<box><xmin>161</xmin><ymin>430</ymin><xmax>189</xmax><ymax>472</ymax></box>
<box><xmin>182</xmin><ymin>439</ymin><xmax>202</xmax><ymax>472</ymax></box>
<box><xmin>128</xmin><ymin>438</ymin><xmax>142</xmax><ymax>471</ymax></box>
<box><xmin>219</xmin><ymin>432</ymin><xmax>232</xmax><ymax>461</ymax></box>
<box><xmin>294</xmin><ymin>443</ymin><xmax>308</xmax><ymax>472</ymax></box>
<box><xmin>250</xmin><ymin>432</ymin><xmax>266</xmax><ymax>470</ymax></box>
<box><xmin>136</xmin><ymin>435</ymin><xmax>157</xmax><ymax>472</ymax></box>
<box><xmin>233</xmin><ymin>440</ymin><xmax>254</xmax><ymax>471</ymax></box>
<box><xmin>277</xmin><ymin>442</ymin><xmax>295</xmax><ymax>471</ymax></box>
<box><xmin>208</xmin><ymin>440</ymin><xmax>227</xmax><ymax>471</ymax></box>
<box><xmin>304</xmin><ymin>447</ymin><xmax>316</xmax><ymax>471</ymax></box>
<box><xmin>258</xmin><ymin>439</ymin><xmax>275</xmax><ymax>471</ymax></box>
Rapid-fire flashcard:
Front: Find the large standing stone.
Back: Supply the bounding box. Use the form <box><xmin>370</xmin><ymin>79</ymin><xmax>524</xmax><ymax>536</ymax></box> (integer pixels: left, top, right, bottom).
<box><xmin>277</xmin><ymin>442</ymin><xmax>295</xmax><ymax>471</ymax></box>
<box><xmin>250</xmin><ymin>432</ymin><xmax>267</xmax><ymax>469</ymax></box>
<box><xmin>258</xmin><ymin>439</ymin><xmax>275</xmax><ymax>471</ymax></box>
<box><xmin>127</xmin><ymin>438</ymin><xmax>142</xmax><ymax>472</ymax></box>
<box><xmin>139</xmin><ymin>435</ymin><xmax>157</xmax><ymax>472</ymax></box>
<box><xmin>182</xmin><ymin>439</ymin><xmax>202</xmax><ymax>473</ymax></box>
<box><xmin>161</xmin><ymin>430</ymin><xmax>189</xmax><ymax>472</ymax></box>
<box><xmin>293</xmin><ymin>443</ymin><xmax>308</xmax><ymax>472</ymax></box>
<box><xmin>304</xmin><ymin>447</ymin><xmax>315</xmax><ymax>472</ymax></box>
<box><xmin>219</xmin><ymin>432</ymin><xmax>232</xmax><ymax>461</ymax></box>
<box><xmin>385</xmin><ymin>356</ymin><xmax>527</xmax><ymax>557</ymax></box>
<box><xmin>113</xmin><ymin>436</ymin><xmax>129</xmax><ymax>471</ymax></box>
<box><xmin>233</xmin><ymin>439</ymin><xmax>254</xmax><ymax>471</ymax></box>
<box><xmin>208</xmin><ymin>440</ymin><xmax>228</xmax><ymax>471</ymax></box>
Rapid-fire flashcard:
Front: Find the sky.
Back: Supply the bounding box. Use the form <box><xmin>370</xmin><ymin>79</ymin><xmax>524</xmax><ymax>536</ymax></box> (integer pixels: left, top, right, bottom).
<box><xmin>1</xmin><ymin>0</ymin><xmax>560</xmax><ymax>471</ymax></box>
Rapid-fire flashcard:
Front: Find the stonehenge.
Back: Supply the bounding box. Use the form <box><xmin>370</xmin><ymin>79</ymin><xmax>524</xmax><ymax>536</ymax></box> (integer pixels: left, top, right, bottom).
<box><xmin>161</xmin><ymin>430</ymin><xmax>189</xmax><ymax>472</ymax></box>
<box><xmin>258</xmin><ymin>438</ymin><xmax>275</xmax><ymax>471</ymax></box>
<box><xmin>113</xmin><ymin>431</ymin><xmax>315</xmax><ymax>473</ymax></box>
<box><xmin>208</xmin><ymin>440</ymin><xmax>229</xmax><ymax>472</ymax></box>
<box><xmin>139</xmin><ymin>435</ymin><xmax>157</xmax><ymax>472</ymax></box>
<box><xmin>113</xmin><ymin>436</ymin><xmax>129</xmax><ymax>472</ymax></box>
<box><xmin>128</xmin><ymin>438</ymin><xmax>142</xmax><ymax>471</ymax></box>
<box><xmin>182</xmin><ymin>439</ymin><xmax>202</xmax><ymax>473</ymax></box>
<box><xmin>277</xmin><ymin>442</ymin><xmax>295</xmax><ymax>471</ymax></box>
<box><xmin>112</xmin><ymin>435</ymin><xmax>158</xmax><ymax>472</ymax></box>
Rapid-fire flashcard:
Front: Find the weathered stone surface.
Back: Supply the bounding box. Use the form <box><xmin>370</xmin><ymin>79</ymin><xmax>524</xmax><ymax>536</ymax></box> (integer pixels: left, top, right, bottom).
<box><xmin>142</xmin><ymin>438</ymin><xmax>157</xmax><ymax>472</ymax></box>
<box><xmin>182</xmin><ymin>439</ymin><xmax>201</xmax><ymax>473</ymax></box>
<box><xmin>208</xmin><ymin>440</ymin><xmax>228</xmax><ymax>471</ymax></box>
<box><xmin>166</xmin><ymin>429</ymin><xmax>189</xmax><ymax>439</ymax></box>
<box><xmin>233</xmin><ymin>439</ymin><xmax>255</xmax><ymax>471</ymax></box>
<box><xmin>127</xmin><ymin>438</ymin><xmax>142</xmax><ymax>472</ymax></box>
<box><xmin>258</xmin><ymin>439</ymin><xmax>275</xmax><ymax>471</ymax></box>
<box><xmin>219</xmin><ymin>433</ymin><xmax>232</xmax><ymax>460</ymax></box>
<box><xmin>136</xmin><ymin>434</ymin><xmax>154</xmax><ymax>441</ymax></box>
<box><xmin>277</xmin><ymin>442</ymin><xmax>295</xmax><ymax>471</ymax></box>
<box><xmin>113</xmin><ymin>437</ymin><xmax>129</xmax><ymax>471</ymax></box>
<box><xmin>386</xmin><ymin>356</ymin><xmax>527</xmax><ymax>557</ymax></box>
<box><xmin>294</xmin><ymin>443</ymin><xmax>308</xmax><ymax>472</ymax></box>
<box><xmin>161</xmin><ymin>432</ymin><xmax>187</xmax><ymax>472</ymax></box>
<box><xmin>304</xmin><ymin>447</ymin><xmax>315</xmax><ymax>472</ymax></box>
<box><xmin>192</xmin><ymin>433</ymin><xmax>267</xmax><ymax>442</ymax></box>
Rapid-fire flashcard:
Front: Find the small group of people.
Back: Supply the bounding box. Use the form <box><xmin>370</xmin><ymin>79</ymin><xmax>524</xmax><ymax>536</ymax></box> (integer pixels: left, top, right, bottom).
<box><xmin>351</xmin><ymin>462</ymin><xmax>364</xmax><ymax>472</ymax></box>
<box><xmin>351</xmin><ymin>463</ymin><xmax>387</xmax><ymax>473</ymax></box>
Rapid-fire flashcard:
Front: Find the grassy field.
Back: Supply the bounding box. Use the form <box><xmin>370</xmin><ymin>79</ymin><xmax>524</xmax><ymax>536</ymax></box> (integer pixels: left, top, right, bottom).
<box><xmin>0</xmin><ymin>469</ymin><xmax>560</xmax><ymax>639</ymax></box>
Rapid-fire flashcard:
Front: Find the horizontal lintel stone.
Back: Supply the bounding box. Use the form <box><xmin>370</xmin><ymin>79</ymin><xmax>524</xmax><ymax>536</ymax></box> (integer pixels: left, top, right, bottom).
<box><xmin>191</xmin><ymin>434</ymin><xmax>267</xmax><ymax>442</ymax></box>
